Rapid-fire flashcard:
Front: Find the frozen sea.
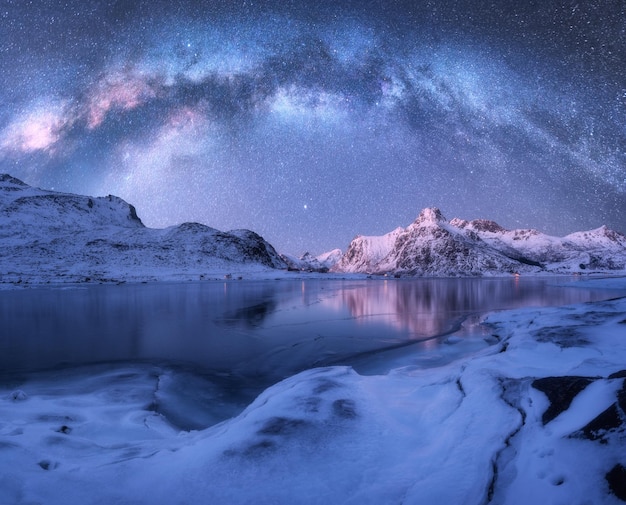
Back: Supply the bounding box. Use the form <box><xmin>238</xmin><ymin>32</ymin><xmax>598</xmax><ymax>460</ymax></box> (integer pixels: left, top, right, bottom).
<box><xmin>1</xmin><ymin>276</ymin><xmax>626</xmax><ymax>504</ymax></box>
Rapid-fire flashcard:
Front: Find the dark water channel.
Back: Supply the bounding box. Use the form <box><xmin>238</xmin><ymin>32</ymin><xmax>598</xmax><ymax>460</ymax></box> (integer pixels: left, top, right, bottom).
<box><xmin>1</xmin><ymin>277</ymin><xmax>623</xmax><ymax>382</ymax></box>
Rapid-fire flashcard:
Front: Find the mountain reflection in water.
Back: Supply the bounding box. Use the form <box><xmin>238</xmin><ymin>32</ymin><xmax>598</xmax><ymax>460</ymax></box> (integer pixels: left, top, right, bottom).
<box><xmin>0</xmin><ymin>277</ymin><xmax>622</xmax><ymax>381</ymax></box>
<box><xmin>322</xmin><ymin>277</ymin><xmax>615</xmax><ymax>338</ymax></box>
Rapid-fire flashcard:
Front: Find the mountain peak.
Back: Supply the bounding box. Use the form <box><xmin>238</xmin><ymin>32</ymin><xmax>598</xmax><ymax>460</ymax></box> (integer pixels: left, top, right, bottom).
<box><xmin>565</xmin><ymin>225</ymin><xmax>626</xmax><ymax>245</ymax></box>
<box><xmin>458</xmin><ymin>219</ymin><xmax>507</xmax><ymax>234</ymax></box>
<box><xmin>0</xmin><ymin>174</ymin><xmax>28</xmax><ymax>188</ymax></box>
<box><xmin>413</xmin><ymin>207</ymin><xmax>446</xmax><ymax>226</ymax></box>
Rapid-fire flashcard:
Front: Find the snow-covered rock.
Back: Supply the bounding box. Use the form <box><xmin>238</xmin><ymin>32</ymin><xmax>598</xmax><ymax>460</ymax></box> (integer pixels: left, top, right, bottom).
<box><xmin>0</xmin><ymin>174</ymin><xmax>286</xmax><ymax>284</ymax></box>
<box><xmin>334</xmin><ymin>208</ymin><xmax>626</xmax><ymax>276</ymax></box>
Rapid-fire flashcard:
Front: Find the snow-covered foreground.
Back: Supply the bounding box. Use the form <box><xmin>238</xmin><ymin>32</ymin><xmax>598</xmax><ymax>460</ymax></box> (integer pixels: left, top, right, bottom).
<box><xmin>1</xmin><ymin>280</ymin><xmax>625</xmax><ymax>504</ymax></box>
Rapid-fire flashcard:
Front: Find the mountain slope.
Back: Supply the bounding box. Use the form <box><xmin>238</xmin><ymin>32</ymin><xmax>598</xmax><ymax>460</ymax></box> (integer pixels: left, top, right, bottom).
<box><xmin>0</xmin><ymin>175</ymin><xmax>286</xmax><ymax>284</ymax></box>
<box><xmin>333</xmin><ymin>227</ymin><xmax>404</xmax><ymax>273</ymax></box>
<box><xmin>281</xmin><ymin>248</ymin><xmax>343</xmax><ymax>272</ymax></box>
<box><xmin>0</xmin><ymin>174</ymin><xmax>143</xmax><ymax>236</ymax></box>
<box><xmin>333</xmin><ymin>208</ymin><xmax>626</xmax><ymax>276</ymax></box>
<box><xmin>315</xmin><ymin>249</ymin><xmax>343</xmax><ymax>269</ymax></box>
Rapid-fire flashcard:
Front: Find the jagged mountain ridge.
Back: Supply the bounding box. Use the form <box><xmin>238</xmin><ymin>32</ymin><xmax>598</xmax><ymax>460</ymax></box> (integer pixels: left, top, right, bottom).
<box><xmin>0</xmin><ymin>174</ymin><xmax>286</xmax><ymax>283</ymax></box>
<box><xmin>333</xmin><ymin>208</ymin><xmax>626</xmax><ymax>276</ymax></box>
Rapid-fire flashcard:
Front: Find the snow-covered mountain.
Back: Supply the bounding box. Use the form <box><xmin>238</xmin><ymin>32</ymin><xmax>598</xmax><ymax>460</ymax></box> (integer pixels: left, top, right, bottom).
<box><xmin>281</xmin><ymin>248</ymin><xmax>343</xmax><ymax>272</ymax></box>
<box><xmin>333</xmin><ymin>208</ymin><xmax>626</xmax><ymax>276</ymax></box>
<box><xmin>0</xmin><ymin>174</ymin><xmax>286</xmax><ymax>284</ymax></box>
<box><xmin>452</xmin><ymin>217</ymin><xmax>626</xmax><ymax>272</ymax></box>
<box><xmin>315</xmin><ymin>248</ymin><xmax>343</xmax><ymax>269</ymax></box>
<box><xmin>4</xmin><ymin>175</ymin><xmax>624</xmax><ymax>283</ymax></box>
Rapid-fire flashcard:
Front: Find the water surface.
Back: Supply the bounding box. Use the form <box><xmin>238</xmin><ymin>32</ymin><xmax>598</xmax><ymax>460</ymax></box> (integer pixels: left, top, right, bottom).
<box><xmin>1</xmin><ymin>277</ymin><xmax>622</xmax><ymax>383</ymax></box>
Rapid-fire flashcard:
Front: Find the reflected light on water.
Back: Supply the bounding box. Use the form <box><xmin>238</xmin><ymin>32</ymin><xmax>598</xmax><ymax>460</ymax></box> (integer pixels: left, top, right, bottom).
<box><xmin>0</xmin><ymin>277</ymin><xmax>623</xmax><ymax>379</ymax></box>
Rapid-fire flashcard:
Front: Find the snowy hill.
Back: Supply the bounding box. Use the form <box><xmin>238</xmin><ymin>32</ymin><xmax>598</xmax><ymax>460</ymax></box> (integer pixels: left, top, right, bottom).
<box><xmin>315</xmin><ymin>248</ymin><xmax>343</xmax><ymax>269</ymax></box>
<box><xmin>281</xmin><ymin>248</ymin><xmax>343</xmax><ymax>272</ymax></box>
<box><xmin>0</xmin><ymin>174</ymin><xmax>286</xmax><ymax>284</ymax></box>
<box><xmin>333</xmin><ymin>208</ymin><xmax>626</xmax><ymax>276</ymax></box>
<box><xmin>0</xmin><ymin>174</ymin><xmax>144</xmax><ymax>236</ymax></box>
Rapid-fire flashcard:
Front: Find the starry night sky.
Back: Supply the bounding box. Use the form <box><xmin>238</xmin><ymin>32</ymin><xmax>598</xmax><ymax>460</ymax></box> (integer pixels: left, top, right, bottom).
<box><xmin>1</xmin><ymin>0</ymin><xmax>624</xmax><ymax>254</ymax></box>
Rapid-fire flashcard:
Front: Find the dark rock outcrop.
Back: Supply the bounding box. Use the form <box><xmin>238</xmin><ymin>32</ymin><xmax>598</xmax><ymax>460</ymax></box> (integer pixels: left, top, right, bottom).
<box><xmin>532</xmin><ymin>376</ymin><xmax>595</xmax><ymax>425</ymax></box>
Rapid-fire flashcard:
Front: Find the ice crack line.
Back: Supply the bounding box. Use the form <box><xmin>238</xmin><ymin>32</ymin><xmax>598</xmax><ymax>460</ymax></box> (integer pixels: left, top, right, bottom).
<box><xmin>485</xmin><ymin>377</ymin><xmax>527</xmax><ymax>504</ymax></box>
<box><xmin>455</xmin><ymin>366</ymin><xmax>468</xmax><ymax>398</ymax></box>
